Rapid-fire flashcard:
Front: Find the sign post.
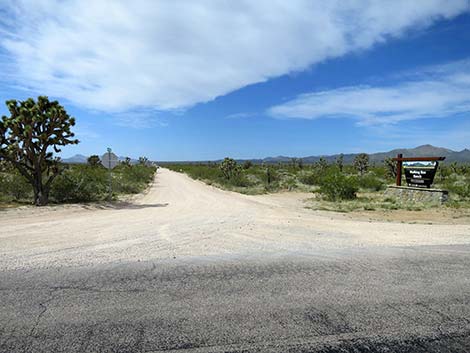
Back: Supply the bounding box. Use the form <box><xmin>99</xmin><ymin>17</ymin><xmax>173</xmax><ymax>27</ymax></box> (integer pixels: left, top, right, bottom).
<box><xmin>101</xmin><ymin>148</ymin><xmax>119</xmax><ymax>200</ymax></box>
<box><xmin>392</xmin><ymin>154</ymin><xmax>445</xmax><ymax>188</ymax></box>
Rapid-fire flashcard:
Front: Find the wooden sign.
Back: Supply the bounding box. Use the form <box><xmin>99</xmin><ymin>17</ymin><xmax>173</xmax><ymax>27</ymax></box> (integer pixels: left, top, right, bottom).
<box><xmin>392</xmin><ymin>154</ymin><xmax>445</xmax><ymax>188</ymax></box>
<box><xmin>403</xmin><ymin>161</ymin><xmax>438</xmax><ymax>188</ymax></box>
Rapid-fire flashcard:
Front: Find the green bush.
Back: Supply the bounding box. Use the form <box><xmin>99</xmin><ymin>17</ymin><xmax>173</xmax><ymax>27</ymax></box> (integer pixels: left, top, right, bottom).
<box><xmin>51</xmin><ymin>165</ymin><xmax>108</xmax><ymax>202</ymax></box>
<box><xmin>357</xmin><ymin>174</ymin><xmax>385</xmax><ymax>191</ymax></box>
<box><xmin>49</xmin><ymin>164</ymin><xmax>156</xmax><ymax>203</ymax></box>
<box><xmin>318</xmin><ymin>172</ymin><xmax>358</xmax><ymax>201</ymax></box>
<box><xmin>443</xmin><ymin>178</ymin><xmax>470</xmax><ymax>199</ymax></box>
<box><xmin>174</xmin><ymin>164</ymin><xmax>220</xmax><ymax>181</ymax></box>
<box><xmin>298</xmin><ymin>171</ymin><xmax>320</xmax><ymax>185</ymax></box>
<box><xmin>228</xmin><ymin>174</ymin><xmax>251</xmax><ymax>187</ymax></box>
<box><xmin>113</xmin><ymin>164</ymin><xmax>156</xmax><ymax>194</ymax></box>
<box><xmin>0</xmin><ymin>171</ymin><xmax>32</xmax><ymax>201</ymax></box>
<box><xmin>242</xmin><ymin>161</ymin><xmax>253</xmax><ymax>169</ymax></box>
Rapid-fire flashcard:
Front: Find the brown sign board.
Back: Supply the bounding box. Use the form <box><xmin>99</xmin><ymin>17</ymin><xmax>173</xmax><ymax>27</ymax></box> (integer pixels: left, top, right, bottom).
<box><xmin>392</xmin><ymin>154</ymin><xmax>445</xmax><ymax>188</ymax></box>
<box><xmin>403</xmin><ymin>161</ymin><xmax>438</xmax><ymax>188</ymax></box>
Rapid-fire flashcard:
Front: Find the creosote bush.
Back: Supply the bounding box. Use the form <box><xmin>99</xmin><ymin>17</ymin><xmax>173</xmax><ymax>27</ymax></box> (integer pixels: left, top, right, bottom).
<box><xmin>0</xmin><ymin>169</ymin><xmax>32</xmax><ymax>201</ymax></box>
<box><xmin>357</xmin><ymin>174</ymin><xmax>385</xmax><ymax>191</ymax></box>
<box><xmin>51</xmin><ymin>165</ymin><xmax>108</xmax><ymax>203</ymax></box>
<box><xmin>318</xmin><ymin>171</ymin><xmax>358</xmax><ymax>201</ymax></box>
<box><xmin>52</xmin><ymin>163</ymin><xmax>156</xmax><ymax>202</ymax></box>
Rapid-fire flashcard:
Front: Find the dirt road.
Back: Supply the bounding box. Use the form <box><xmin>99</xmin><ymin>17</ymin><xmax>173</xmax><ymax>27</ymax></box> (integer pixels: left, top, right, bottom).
<box><xmin>1</xmin><ymin>169</ymin><xmax>470</xmax><ymax>352</ymax></box>
<box><xmin>1</xmin><ymin>168</ymin><xmax>469</xmax><ymax>270</ymax></box>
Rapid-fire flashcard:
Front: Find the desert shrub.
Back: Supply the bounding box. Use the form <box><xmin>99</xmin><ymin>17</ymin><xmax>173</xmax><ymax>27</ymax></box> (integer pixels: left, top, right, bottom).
<box><xmin>113</xmin><ymin>164</ymin><xmax>156</xmax><ymax>194</ymax></box>
<box><xmin>242</xmin><ymin>161</ymin><xmax>253</xmax><ymax>169</ymax></box>
<box><xmin>0</xmin><ymin>171</ymin><xmax>32</xmax><ymax>201</ymax></box>
<box><xmin>50</xmin><ymin>164</ymin><xmax>156</xmax><ymax>202</ymax></box>
<box><xmin>318</xmin><ymin>172</ymin><xmax>358</xmax><ymax>201</ymax></box>
<box><xmin>181</xmin><ymin>164</ymin><xmax>222</xmax><ymax>180</ymax></box>
<box><xmin>228</xmin><ymin>174</ymin><xmax>251</xmax><ymax>187</ymax></box>
<box><xmin>299</xmin><ymin>164</ymin><xmax>339</xmax><ymax>186</ymax></box>
<box><xmin>443</xmin><ymin>178</ymin><xmax>470</xmax><ymax>199</ymax></box>
<box><xmin>278</xmin><ymin>175</ymin><xmax>297</xmax><ymax>191</ymax></box>
<box><xmin>436</xmin><ymin>165</ymin><xmax>452</xmax><ymax>183</ymax></box>
<box><xmin>452</xmin><ymin>184</ymin><xmax>470</xmax><ymax>199</ymax></box>
<box><xmin>298</xmin><ymin>171</ymin><xmax>320</xmax><ymax>185</ymax></box>
<box><xmin>357</xmin><ymin>174</ymin><xmax>385</xmax><ymax>191</ymax></box>
<box><xmin>51</xmin><ymin>165</ymin><xmax>108</xmax><ymax>202</ymax></box>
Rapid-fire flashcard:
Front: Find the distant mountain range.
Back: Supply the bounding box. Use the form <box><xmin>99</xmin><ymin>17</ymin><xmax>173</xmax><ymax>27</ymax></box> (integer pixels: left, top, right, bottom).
<box><xmin>257</xmin><ymin>145</ymin><xmax>470</xmax><ymax>165</ymax></box>
<box><xmin>64</xmin><ymin>145</ymin><xmax>470</xmax><ymax>165</ymax></box>
<box><xmin>62</xmin><ymin>154</ymin><xmax>138</xmax><ymax>164</ymax></box>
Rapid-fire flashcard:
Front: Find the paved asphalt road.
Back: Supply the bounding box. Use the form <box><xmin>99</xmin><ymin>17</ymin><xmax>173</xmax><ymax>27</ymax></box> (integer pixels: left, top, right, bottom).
<box><xmin>1</xmin><ymin>245</ymin><xmax>470</xmax><ymax>352</ymax></box>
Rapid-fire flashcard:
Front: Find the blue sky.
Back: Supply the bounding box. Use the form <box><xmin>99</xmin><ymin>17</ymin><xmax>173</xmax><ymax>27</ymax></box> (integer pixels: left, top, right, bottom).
<box><xmin>1</xmin><ymin>1</ymin><xmax>470</xmax><ymax>161</ymax></box>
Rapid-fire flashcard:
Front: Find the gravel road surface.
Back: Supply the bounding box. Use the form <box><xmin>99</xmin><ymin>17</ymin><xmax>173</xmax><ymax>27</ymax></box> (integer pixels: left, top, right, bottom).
<box><xmin>1</xmin><ymin>169</ymin><xmax>469</xmax><ymax>352</ymax></box>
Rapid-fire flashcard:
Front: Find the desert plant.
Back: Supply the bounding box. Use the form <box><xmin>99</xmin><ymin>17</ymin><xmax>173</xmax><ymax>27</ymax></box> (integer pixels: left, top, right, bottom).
<box><xmin>243</xmin><ymin>160</ymin><xmax>253</xmax><ymax>169</ymax></box>
<box><xmin>0</xmin><ymin>170</ymin><xmax>32</xmax><ymax>201</ymax></box>
<box><xmin>298</xmin><ymin>170</ymin><xmax>321</xmax><ymax>185</ymax></box>
<box><xmin>265</xmin><ymin>166</ymin><xmax>278</xmax><ymax>185</ymax></box>
<box><xmin>122</xmin><ymin>157</ymin><xmax>132</xmax><ymax>166</ymax></box>
<box><xmin>384</xmin><ymin>157</ymin><xmax>397</xmax><ymax>179</ymax></box>
<box><xmin>219</xmin><ymin>158</ymin><xmax>240</xmax><ymax>180</ymax></box>
<box><xmin>335</xmin><ymin>154</ymin><xmax>344</xmax><ymax>172</ymax></box>
<box><xmin>357</xmin><ymin>174</ymin><xmax>385</xmax><ymax>191</ymax></box>
<box><xmin>51</xmin><ymin>165</ymin><xmax>108</xmax><ymax>202</ymax></box>
<box><xmin>0</xmin><ymin>96</ymin><xmax>79</xmax><ymax>205</ymax></box>
<box><xmin>316</xmin><ymin>158</ymin><xmax>328</xmax><ymax>173</ymax></box>
<box><xmin>318</xmin><ymin>171</ymin><xmax>358</xmax><ymax>201</ymax></box>
<box><xmin>354</xmin><ymin>153</ymin><xmax>369</xmax><ymax>176</ymax></box>
<box><xmin>138</xmin><ymin>156</ymin><xmax>149</xmax><ymax>165</ymax></box>
<box><xmin>87</xmin><ymin>155</ymin><xmax>101</xmax><ymax>166</ymax></box>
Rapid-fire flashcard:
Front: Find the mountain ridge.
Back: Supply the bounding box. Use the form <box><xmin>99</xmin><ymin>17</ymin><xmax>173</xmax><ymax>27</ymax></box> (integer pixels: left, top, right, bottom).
<box><xmin>63</xmin><ymin>145</ymin><xmax>470</xmax><ymax>164</ymax></box>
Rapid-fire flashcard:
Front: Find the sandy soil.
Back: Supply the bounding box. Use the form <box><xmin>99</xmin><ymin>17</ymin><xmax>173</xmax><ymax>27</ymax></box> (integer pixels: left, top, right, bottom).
<box><xmin>1</xmin><ymin>168</ymin><xmax>469</xmax><ymax>271</ymax></box>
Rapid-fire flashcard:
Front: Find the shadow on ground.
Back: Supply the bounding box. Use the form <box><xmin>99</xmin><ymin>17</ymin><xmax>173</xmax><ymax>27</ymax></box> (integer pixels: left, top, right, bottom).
<box><xmin>107</xmin><ymin>202</ymin><xmax>169</xmax><ymax>210</ymax></box>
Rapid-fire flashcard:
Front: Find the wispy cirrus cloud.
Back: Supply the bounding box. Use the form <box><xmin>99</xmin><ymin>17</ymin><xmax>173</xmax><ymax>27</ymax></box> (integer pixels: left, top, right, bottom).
<box><xmin>113</xmin><ymin>111</ymin><xmax>169</xmax><ymax>129</ymax></box>
<box><xmin>0</xmin><ymin>0</ymin><xmax>468</xmax><ymax>114</ymax></box>
<box><xmin>224</xmin><ymin>112</ymin><xmax>256</xmax><ymax>120</ymax></box>
<box><xmin>267</xmin><ymin>60</ymin><xmax>470</xmax><ymax>125</ymax></box>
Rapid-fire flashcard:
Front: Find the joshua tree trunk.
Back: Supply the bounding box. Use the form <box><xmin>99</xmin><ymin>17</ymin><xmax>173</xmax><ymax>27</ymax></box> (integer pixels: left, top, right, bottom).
<box><xmin>32</xmin><ymin>169</ymin><xmax>54</xmax><ymax>206</ymax></box>
<box><xmin>33</xmin><ymin>181</ymin><xmax>50</xmax><ymax>206</ymax></box>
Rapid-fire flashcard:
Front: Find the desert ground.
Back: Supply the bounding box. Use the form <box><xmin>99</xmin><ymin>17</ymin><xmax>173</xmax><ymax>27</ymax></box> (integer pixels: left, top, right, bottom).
<box><xmin>1</xmin><ymin>168</ymin><xmax>470</xmax><ymax>352</ymax></box>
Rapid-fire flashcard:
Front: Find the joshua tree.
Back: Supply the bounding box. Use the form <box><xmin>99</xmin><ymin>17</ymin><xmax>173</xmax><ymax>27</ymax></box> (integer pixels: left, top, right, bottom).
<box><xmin>316</xmin><ymin>157</ymin><xmax>328</xmax><ymax>173</ymax></box>
<box><xmin>242</xmin><ymin>160</ymin><xmax>253</xmax><ymax>169</ymax></box>
<box><xmin>336</xmin><ymin>154</ymin><xmax>344</xmax><ymax>172</ymax></box>
<box><xmin>266</xmin><ymin>165</ymin><xmax>277</xmax><ymax>185</ymax></box>
<box><xmin>0</xmin><ymin>96</ymin><xmax>79</xmax><ymax>205</ymax></box>
<box><xmin>87</xmin><ymin>155</ymin><xmax>101</xmax><ymax>166</ymax></box>
<box><xmin>384</xmin><ymin>157</ymin><xmax>397</xmax><ymax>179</ymax></box>
<box><xmin>219</xmin><ymin>157</ymin><xmax>240</xmax><ymax>180</ymax></box>
<box><xmin>354</xmin><ymin>153</ymin><xmax>369</xmax><ymax>176</ymax></box>
<box><xmin>138</xmin><ymin>156</ymin><xmax>149</xmax><ymax>165</ymax></box>
<box><xmin>122</xmin><ymin>157</ymin><xmax>132</xmax><ymax>166</ymax></box>
<box><xmin>290</xmin><ymin>158</ymin><xmax>303</xmax><ymax>170</ymax></box>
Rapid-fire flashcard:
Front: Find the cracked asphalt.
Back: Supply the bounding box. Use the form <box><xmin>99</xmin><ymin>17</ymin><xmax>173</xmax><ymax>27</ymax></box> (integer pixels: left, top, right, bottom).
<box><xmin>1</xmin><ymin>169</ymin><xmax>470</xmax><ymax>352</ymax></box>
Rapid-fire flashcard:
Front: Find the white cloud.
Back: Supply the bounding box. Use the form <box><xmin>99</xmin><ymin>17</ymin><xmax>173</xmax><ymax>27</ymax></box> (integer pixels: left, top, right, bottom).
<box><xmin>0</xmin><ymin>0</ymin><xmax>468</xmax><ymax>112</ymax></box>
<box><xmin>267</xmin><ymin>60</ymin><xmax>470</xmax><ymax>125</ymax></box>
<box><xmin>113</xmin><ymin>111</ymin><xmax>169</xmax><ymax>129</ymax></box>
<box><xmin>225</xmin><ymin>112</ymin><xmax>255</xmax><ymax>120</ymax></box>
